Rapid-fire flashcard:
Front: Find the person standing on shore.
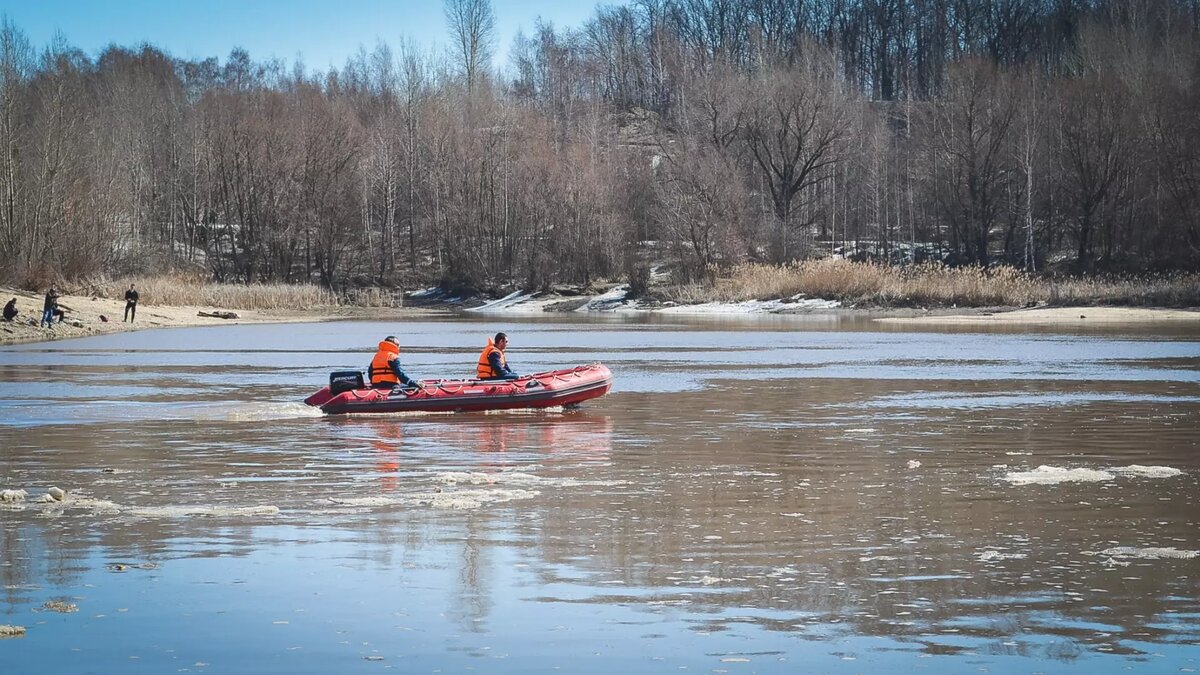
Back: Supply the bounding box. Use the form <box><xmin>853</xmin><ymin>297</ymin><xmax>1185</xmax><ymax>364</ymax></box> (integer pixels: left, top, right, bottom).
<box><xmin>476</xmin><ymin>332</ymin><xmax>519</xmax><ymax>380</ymax></box>
<box><xmin>124</xmin><ymin>284</ymin><xmax>139</xmax><ymax>322</ymax></box>
<box><xmin>369</xmin><ymin>336</ymin><xmax>417</xmax><ymax>388</ymax></box>
<box><xmin>40</xmin><ymin>288</ymin><xmax>59</xmax><ymax>328</ymax></box>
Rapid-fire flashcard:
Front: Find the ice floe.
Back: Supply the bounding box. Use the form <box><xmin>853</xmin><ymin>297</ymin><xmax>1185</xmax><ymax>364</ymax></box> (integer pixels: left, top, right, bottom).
<box><xmin>1003</xmin><ymin>464</ymin><xmax>1184</xmax><ymax>485</ymax></box>
<box><xmin>1092</xmin><ymin>546</ymin><xmax>1198</xmax><ymax>560</ymax></box>
<box><xmin>977</xmin><ymin>549</ymin><xmax>1027</xmax><ymax>562</ymax></box>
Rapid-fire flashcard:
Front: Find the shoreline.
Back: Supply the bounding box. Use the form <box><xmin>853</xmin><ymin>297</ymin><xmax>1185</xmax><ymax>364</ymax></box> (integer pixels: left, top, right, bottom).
<box><xmin>0</xmin><ymin>287</ymin><xmax>443</xmax><ymax>347</ymax></box>
<box><xmin>5</xmin><ymin>285</ymin><xmax>1198</xmax><ymax>347</ymax></box>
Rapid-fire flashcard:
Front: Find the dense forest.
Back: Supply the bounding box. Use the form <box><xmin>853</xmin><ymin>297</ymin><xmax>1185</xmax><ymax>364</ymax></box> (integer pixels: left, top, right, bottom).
<box><xmin>1</xmin><ymin>0</ymin><xmax>1198</xmax><ymax>294</ymax></box>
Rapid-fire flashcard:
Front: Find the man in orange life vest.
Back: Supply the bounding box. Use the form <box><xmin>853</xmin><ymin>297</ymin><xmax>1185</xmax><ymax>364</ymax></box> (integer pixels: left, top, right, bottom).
<box><xmin>369</xmin><ymin>336</ymin><xmax>417</xmax><ymax>388</ymax></box>
<box><xmin>476</xmin><ymin>332</ymin><xmax>519</xmax><ymax>380</ymax></box>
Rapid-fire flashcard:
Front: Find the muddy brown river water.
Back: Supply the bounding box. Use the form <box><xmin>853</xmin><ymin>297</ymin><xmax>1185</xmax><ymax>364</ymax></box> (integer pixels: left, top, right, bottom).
<box><xmin>1</xmin><ymin>315</ymin><xmax>1198</xmax><ymax>673</ymax></box>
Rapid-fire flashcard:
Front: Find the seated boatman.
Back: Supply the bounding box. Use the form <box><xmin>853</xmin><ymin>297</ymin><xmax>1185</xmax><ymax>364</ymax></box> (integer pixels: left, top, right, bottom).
<box><xmin>476</xmin><ymin>332</ymin><xmax>519</xmax><ymax>381</ymax></box>
<box><xmin>369</xmin><ymin>335</ymin><xmax>418</xmax><ymax>388</ymax></box>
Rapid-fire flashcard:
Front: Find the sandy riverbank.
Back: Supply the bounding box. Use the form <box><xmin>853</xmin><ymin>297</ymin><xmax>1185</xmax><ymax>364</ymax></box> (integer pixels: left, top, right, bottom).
<box><xmin>0</xmin><ymin>287</ymin><xmax>440</xmax><ymax>347</ymax></box>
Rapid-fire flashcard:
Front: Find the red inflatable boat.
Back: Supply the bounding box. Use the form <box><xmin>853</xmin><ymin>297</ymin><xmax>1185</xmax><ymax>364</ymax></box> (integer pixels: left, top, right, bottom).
<box><xmin>304</xmin><ymin>363</ymin><xmax>614</xmax><ymax>415</ymax></box>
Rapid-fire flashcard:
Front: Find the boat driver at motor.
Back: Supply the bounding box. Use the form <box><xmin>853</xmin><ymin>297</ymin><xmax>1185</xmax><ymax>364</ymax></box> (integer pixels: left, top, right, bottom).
<box><xmin>369</xmin><ymin>336</ymin><xmax>418</xmax><ymax>388</ymax></box>
<box><xmin>477</xmin><ymin>332</ymin><xmax>519</xmax><ymax>380</ymax></box>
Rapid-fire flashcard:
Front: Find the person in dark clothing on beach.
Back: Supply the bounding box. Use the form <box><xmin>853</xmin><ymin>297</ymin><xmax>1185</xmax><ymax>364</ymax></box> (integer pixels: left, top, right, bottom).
<box><xmin>41</xmin><ymin>288</ymin><xmax>59</xmax><ymax>328</ymax></box>
<box><xmin>124</xmin><ymin>284</ymin><xmax>139</xmax><ymax>322</ymax></box>
<box><xmin>3</xmin><ymin>298</ymin><xmax>16</xmax><ymax>321</ymax></box>
<box><xmin>476</xmin><ymin>332</ymin><xmax>519</xmax><ymax>380</ymax></box>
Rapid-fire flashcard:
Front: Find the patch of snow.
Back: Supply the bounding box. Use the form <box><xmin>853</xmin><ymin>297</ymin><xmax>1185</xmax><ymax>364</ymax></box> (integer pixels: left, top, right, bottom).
<box><xmin>576</xmin><ymin>285</ymin><xmax>633</xmax><ymax>312</ymax></box>
<box><xmin>467</xmin><ymin>290</ymin><xmax>537</xmax><ymax>313</ymax></box>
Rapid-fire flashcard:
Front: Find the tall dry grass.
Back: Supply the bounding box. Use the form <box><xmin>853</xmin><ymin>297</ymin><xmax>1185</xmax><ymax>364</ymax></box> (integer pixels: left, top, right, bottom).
<box><xmin>95</xmin><ymin>274</ymin><xmax>338</xmax><ymax>310</ymax></box>
<box><xmin>665</xmin><ymin>260</ymin><xmax>1200</xmax><ymax>308</ymax></box>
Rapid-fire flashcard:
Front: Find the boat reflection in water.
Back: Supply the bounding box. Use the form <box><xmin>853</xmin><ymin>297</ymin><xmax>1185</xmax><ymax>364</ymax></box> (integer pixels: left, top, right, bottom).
<box><xmin>342</xmin><ymin>412</ymin><xmax>616</xmax><ymax>489</ymax></box>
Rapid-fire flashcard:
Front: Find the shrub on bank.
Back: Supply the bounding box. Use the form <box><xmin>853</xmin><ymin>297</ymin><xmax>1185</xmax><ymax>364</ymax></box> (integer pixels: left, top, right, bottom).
<box><xmin>664</xmin><ymin>261</ymin><xmax>1200</xmax><ymax>308</ymax></box>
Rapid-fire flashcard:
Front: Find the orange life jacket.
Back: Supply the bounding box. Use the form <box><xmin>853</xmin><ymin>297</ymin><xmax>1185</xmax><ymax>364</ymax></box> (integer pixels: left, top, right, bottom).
<box><xmin>369</xmin><ymin>340</ymin><xmax>400</xmax><ymax>385</ymax></box>
<box><xmin>476</xmin><ymin>338</ymin><xmax>507</xmax><ymax>379</ymax></box>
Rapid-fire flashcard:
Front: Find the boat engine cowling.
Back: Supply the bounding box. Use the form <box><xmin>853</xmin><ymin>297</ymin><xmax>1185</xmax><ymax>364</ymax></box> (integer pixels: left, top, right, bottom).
<box><xmin>329</xmin><ymin>370</ymin><xmax>365</xmax><ymax>395</ymax></box>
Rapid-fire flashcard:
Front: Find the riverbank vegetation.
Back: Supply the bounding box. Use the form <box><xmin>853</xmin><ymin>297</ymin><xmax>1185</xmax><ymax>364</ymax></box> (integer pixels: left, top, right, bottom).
<box><xmin>1</xmin><ymin>1</ymin><xmax>1199</xmax><ymax>300</ymax></box>
<box><xmin>95</xmin><ymin>276</ymin><xmax>338</xmax><ymax>310</ymax></box>
<box><xmin>665</xmin><ymin>262</ymin><xmax>1200</xmax><ymax>308</ymax></box>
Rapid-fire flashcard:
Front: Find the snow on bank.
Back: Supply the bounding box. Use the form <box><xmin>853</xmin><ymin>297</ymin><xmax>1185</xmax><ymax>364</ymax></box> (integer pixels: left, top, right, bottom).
<box><xmin>1003</xmin><ymin>464</ymin><xmax>1184</xmax><ymax>485</ymax></box>
<box><xmin>459</xmin><ymin>284</ymin><xmax>842</xmax><ymax>315</ymax></box>
<box><xmin>658</xmin><ymin>294</ymin><xmax>841</xmax><ymax>314</ymax></box>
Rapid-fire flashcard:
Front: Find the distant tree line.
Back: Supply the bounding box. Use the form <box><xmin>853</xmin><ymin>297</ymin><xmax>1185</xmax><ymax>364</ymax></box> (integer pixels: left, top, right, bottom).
<box><xmin>1</xmin><ymin>0</ymin><xmax>1198</xmax><ymax>293</ymax></box>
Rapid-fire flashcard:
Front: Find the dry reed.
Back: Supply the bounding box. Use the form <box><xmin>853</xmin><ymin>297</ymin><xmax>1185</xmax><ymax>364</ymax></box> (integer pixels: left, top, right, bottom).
<box><xmin>97</xmin><ymin>274</ymin><xmax>338</xmax><ymax>310</ymax></box>
<box><xmin>665</xmin><ymin>260</ymin><xmax>1200</xmax><ymax>308</ymax></box>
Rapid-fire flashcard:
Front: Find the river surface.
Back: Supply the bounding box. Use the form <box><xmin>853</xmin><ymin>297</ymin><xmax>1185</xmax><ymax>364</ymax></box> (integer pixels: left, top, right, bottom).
<box><xmin>1</xmin><ymin>315</ymin><xmax>1199</xmax><ymax>673</ymax></box>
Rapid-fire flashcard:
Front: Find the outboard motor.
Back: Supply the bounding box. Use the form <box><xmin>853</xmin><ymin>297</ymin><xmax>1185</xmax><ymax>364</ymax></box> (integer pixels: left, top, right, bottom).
<box><xmin>329</xmin><ymin>370</ymin><xmax>365</xmax><ymax>395</ymax></box>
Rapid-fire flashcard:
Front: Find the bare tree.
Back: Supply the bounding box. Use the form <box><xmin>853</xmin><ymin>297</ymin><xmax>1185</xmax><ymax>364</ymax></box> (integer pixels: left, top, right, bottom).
<box><xmin>743</xmin><ymin>47</ymin><xmax>849</xmax><ymax>260</ymax></box>
<box><xmin>445</xmin><ymin>0</ymin><xmax>496</xmax><ymax>90</ymax></box>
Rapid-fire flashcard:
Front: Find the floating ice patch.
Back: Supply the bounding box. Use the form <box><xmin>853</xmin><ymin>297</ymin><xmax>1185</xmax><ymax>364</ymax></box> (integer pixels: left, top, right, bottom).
<box><xmin>125</xmin><ymin>505</ymin><xmax>281</xmax><ymax>518</ymax></box>
<box><xmin>977</xmin><ymin>550</ymin><xmax>1027</xmax><ymax>562</ymax></box>
<box><xmin>1003</xmin><ymin>466</ymin><xmax>1115</xmax><ymax>485</ymax></box>
<box><xmin>0</xmin><ymin>624</ymin><xmax>26</xmax><ymax>638</ymax></box>
<box><xmin>1111</xmin><ymin>465</ymin><xmax>1184</xmax><ymax>478</ymax></box>
<box><xmin>906</xmin><ymin>460</ymin><xmax>921</xmax><ymax>469</ymax></box>
<box><xmin>1004</xmin><ymin>464</ymin><xmax>1184</xmax><ymax>485</ymax></box>
<box><xmin>35</xmin><ymin>494</ymin><xmax>279</xmax><ymax>519</ymax></box>
<box><xmin>0</xmin><ymin>489</ymin><xmax>27</xmax><ymax>502</ymax></box>
<box><xmin>1094</xmin><ymin>546</ymin><xmax>1198</xmax><ymax>560</ymax></box>
<box><xmin>332</xmin><ymin>488</ymin><xmax>539</xmax><ymax>510</ymax></box>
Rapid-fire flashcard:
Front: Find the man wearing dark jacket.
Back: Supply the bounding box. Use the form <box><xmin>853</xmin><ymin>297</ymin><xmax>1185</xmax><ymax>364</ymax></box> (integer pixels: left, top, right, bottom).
<box><xmin>41</xmin><ymin>288</ymin><xmax>59</xmax><ymax>328</ymax></box>
<box><xmin>124</xmin><ymin>284</ymin><xmax>139</xmax><ymax>322</ymax></box>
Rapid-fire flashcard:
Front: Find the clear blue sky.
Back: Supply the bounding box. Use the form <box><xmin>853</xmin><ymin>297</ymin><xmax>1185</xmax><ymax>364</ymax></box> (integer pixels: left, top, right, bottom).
<box><xmin>0</xmin><ymin>0</ymin><xmax>616</xmax><ymax>71</ymax></box>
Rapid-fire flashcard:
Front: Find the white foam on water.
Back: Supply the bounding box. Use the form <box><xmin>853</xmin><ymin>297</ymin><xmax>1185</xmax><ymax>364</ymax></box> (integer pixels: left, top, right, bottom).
<box><xmin>432</xmin><ymin>471</ymin><xmax>622</xmax><ymax>487</ymax></box>
<box><xmin>1094</xmin><ymin>546</ymin><xmax>1198</xmax><ymax>560</ymax></box>
<box><xmin>224</xmin><ymin>402</ymin><xmax>324</xmax><ymax>422</ymax></box>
